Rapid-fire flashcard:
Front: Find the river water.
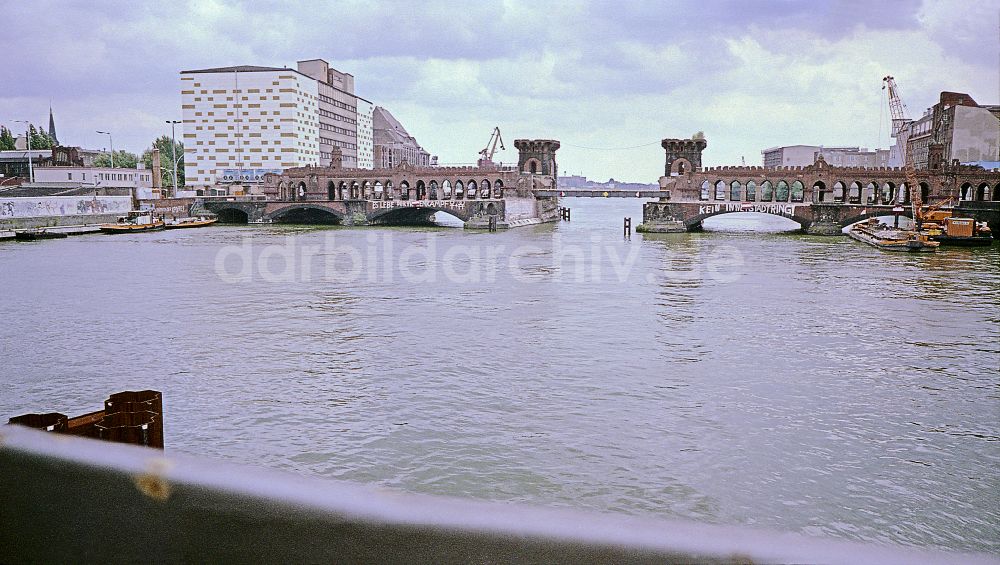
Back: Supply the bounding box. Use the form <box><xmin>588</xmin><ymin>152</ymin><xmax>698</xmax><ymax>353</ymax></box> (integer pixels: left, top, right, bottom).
<box><xmin>1</xmin><ymin>198</ymin><xmax>998</xmax><ymax>553</ymax></box>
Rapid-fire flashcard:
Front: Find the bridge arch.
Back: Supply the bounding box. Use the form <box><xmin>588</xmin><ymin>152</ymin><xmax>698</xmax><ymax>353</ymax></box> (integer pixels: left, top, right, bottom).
<box><xmin>714</xmin><ymin>180</ymin><xmax>726</xmax><ymax>200</ymax></box>
<box><xmin>494</xmin><ymin>179</ymin><xmax>504</xmax><ymax>198</ymax></box>
<box><xmin>429</xmin><ymin>180</ymin><xmax>439</xmax><ymax>200</ymax></box>
<box><xmin>960</xmin><ymin>182</ymin><xmax>972</xmax><ymax>200</ymax></box>
<box><xmin>699</xmin><ymin>180</ymin><xmax>710</xmax><ymax>200</ymax></box>
<box><xmin>266</xmin><ymin>203</ymin><xmax>344</xmax><ymax>225</ymax></box>
<box><xmin>454</xmin><ymin>180</ymin><xmax>464</xmax><ymax>199</ymax></box>
<box><xmin>994</xmin><ymin>183</ymin><xmax>1000</xmax><ymax>201</ymax></box>
<box><xmin>368</xmin><ymin>204</ymin><xmax>471</xmax><ymax>225</ymax></box>
<box><xmin>976</xmin><ymin>182</ymin><xmax>990</xmax><ymax>201</ymax></box>
<box><xmin>327</xmin><ymin>181</ymin><xmax>336</xmax><ymax>201</ymax></box>
<box><xmin>481</xmin><ymin>179</ymin><xmax>491</xmax><ymax>199</ymax></box>
<box><xmin>442</xmin><ymin>180</ymin><xmax>452</xmax><ymax>199</ymax></box>
<box><xmin>524</xmin><ymin>158</ymin><xmax>541</xmax><ymax>174</ymax></box>
<box><xmin>760</xmin><ymin>180</ymin><xmax>773</xmax><ymax>202</ymax></box>
<box><xmin>467</xmin><ymin>180</ymin><xmax>478</xmax><ymax>199</ymax></box>
<box><xmin>832</xmin><ymin>181</ymin><xmax>845</xmax><ymax>202</ymax></box>
<box><xmin>812</xmin><ymin>180</ymin><xmax>827</xmax><ymax>202</ymax></box>
<box><xmin>775</xmin><ymin>180</ymin><xmax>789</xmax><ymax>202</ymax></box>
<box><xmin>790</xmin><ymin>180</ymin><xmax>805</xmax><ymax>202</ymax></box>
<box><xmin>730</xmin><ymin>180</ymin><xmax>741</xmax><ymax>201</ymax></box>
<box><xmin>215</xmin><ymin>207</ymin><xmax>250</xmax><ymax>224</ymax></box>
<box><xmin>670</xmin><ymin>158</ymin><xmax>692</xmax><ymax>176</ymax></box>
<box><xmin>746</xmin><ymin>181</ymin><xmax>757</xmax><ymax>201</ymax></box>
<box><xmin>848</xmin><ymin>181</ymin><xmax>861</xmax><ymax>203</ymax></box>
<box><xmin>880</xmin><ymin>182</ymin><xmax>895</xmax><ymax>204</ymax></box>
<box><xmin>686</xmin><ymin>205</ymin><xmax>813</xmax><ymax>232</ymax></box>
<box><xmin>919</xmin><ymin>182</ymin><xmax>930</xmax><ymax>202</ymax></box>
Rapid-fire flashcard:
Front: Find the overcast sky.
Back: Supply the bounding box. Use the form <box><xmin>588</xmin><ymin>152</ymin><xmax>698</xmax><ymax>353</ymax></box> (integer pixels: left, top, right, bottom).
<box><xmin>3</xmin><ymin>0</ymin><xmax>997</xmax><ymax>182</ymax></box>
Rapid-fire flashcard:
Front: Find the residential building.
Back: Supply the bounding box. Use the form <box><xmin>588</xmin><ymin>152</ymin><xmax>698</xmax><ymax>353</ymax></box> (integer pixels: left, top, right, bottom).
<box><xmin>895</xmin><ymin>91</ymin><xmax>1000</xmax><ymax>169</ymax></box>
<box><xmin>761</xmin><ymin>145</ymin><xmax>888</xmax><ymax>168</ymax></box>
<box><xmin>372</xmin><ymin>106</ymin><xmax>431</xmax><ymax>169</ymax></box>
<box><xmin>180</xmin><ymin>65</ymin><xmax>321</xmax><ymax>190</ymax></box>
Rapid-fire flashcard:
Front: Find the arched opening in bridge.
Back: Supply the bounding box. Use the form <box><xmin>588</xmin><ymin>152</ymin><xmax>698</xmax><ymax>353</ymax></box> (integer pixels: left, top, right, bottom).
<box><xmin>385</xmin><ymin>181</ymin><xmax>394</xmax><ymax>200</ymax></box>
<box><xmin>714</xmin><ymin>180</ymin><xmax>726</xmax><ymax>200</ymax></box>
<box><xmin>790</xmin><ymin>181</ymin><xmax>804</xmax><ymax>203</ymax></box>
<box><xmin>399</xmin><ymin>181</ymin><xmax>410</xmax><ymax>200</ymax></box>
<box><xmin>775</xmin><ymin>180</ymin><xmax>789</xmax><ymax>202</ymax></box>
<box><xmin>746</xmin><ymin>181</ymin><xmax>756</xmax><ymax>201</ymax></box>
<box><xmin>374</xmin><ymin>181</ymin><xmax>384</xmax><ymax>200</ymax></box>
<box><xmin>525</xmin><ymin>158</ymin><xmax>540</xmax><ymax>174</ymax></box>
<box><xmin>429</xmin><ymin>181</ymin><xmax>439</xmax><ymax>200</ymax></box>
<box><xmin>700</xmin><ymin>180</ymin><xmax>710</xmax><ymax>200</ymax></box>
<box><xmin>994</xmin><ymin>183</ymin><xmax>1000</xmax><ymax>201</ymax></box>
<box><xmin>351</xmin><ymin>182</ymin><xmax>360</xmax><ymax>199</ymax></box>
<box><xmin>920</xmin><ymin>182</ymin><xmax>930</xmax><ymax>203</ymax></box>
<box><xmin>898</xmin><ymin>183</ymin><xmax>910</xmax><ymax>204</ymax></box>
<box><xmin>730</xmin><ymin>181</ymin><xmax>741</xmax><ymax>201</ymax></box>
<box><xmin>467</xmin><ymin>180</ymin><xmax>478</xmax><ymax>199</ymax></box>
<box><xmin>277</xmin><ymin>182</ymin><xmax>287</xmax><ymax>201</ymax></box>
<box><xmin>481</xmin><ymin>179</ymin><xmax>491</xmax><ymax>199</ymax></box>
<box><xmin>865</xmin><ymin>182</ymin><xmax>877</xmax><ymax>204</ymax></box>
<box><xmin>960</xmin><ymin>182</ymin><xmax>972</xmax><ymax>201</ymax></box>
<box><xmin>327</xmin><ymin>181</ymin><xmax>336</xmax><ymax>201</ymax></box>
<box><xmin>442</xmin><ymin>180</ymin><xmax>452</xmax><ymax>199</ymax></box>
<box><xmin>976</xmin><ymin>183</ymin><xmax>990</xmax><ymax>201</ymax></box>
<box><xmin>416</xmin><ymin>180</ymin><xmax>426</xmax><ymax>200</ymax></box>
<box><xmin>848</xmin><ymin>182</ymin><xmax>861</xmax><ymax>204</ymax></box>
<box><xmin>454</xmin><ymin>180</ymin><xmax>464</xmax><ymax>199</ymax></box>
<box><xmin>361</xmin><ymin>180</ymin><xmax>371</xmax><ymax>200</ymax></box>
<box><xmin>271</xmin><ymin>207</ymin><xmax>342</xmax><ymax>225</ymax></box>
<box><xmin>338</xmin><ymin>182</ymin><xmax>347</xmax><ymax>200</ymax></box>
<box><xmin>832</xmin><ymin>181</ymin><xmax>845</xmax><ymax>203</ymax></box>
<box><xmin>296</xmin><ymin>182</ymin><xmax>307</xmax><ymax>202</ymax></box>
<box><xmin>373</xmin><ymin>206</ymin><xmax>461</xmax><ymax>227</ymax></box>
<box><xmin>760</xmin><ymin>180</ymin><xmax>773</xmax><ymax>202</ymax></box>
<box><xmin>881</xmin><ymin>182</ymin><xmax>895</xmax><ymax>204</ymax></box>
<box><xmin>813</xmin><ymin>180</ymin><xmax>827</xmax><ymax>202</ymax></box>
<box><xmin>494</xmin><ymin>179</ymin><xmax>504</xmax><ymax>198</ymax></box>
<box><xmin>215</xmin><ymin>208</ymin><xmax>249</xmax><ymax>224</ymax></box>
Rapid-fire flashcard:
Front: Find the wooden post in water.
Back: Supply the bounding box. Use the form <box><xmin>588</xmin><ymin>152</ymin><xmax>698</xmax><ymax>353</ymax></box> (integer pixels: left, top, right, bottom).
<box><xmin>624</xmin><ymin>217</ymin><xmax>631</xmax><ymax>238</ymax></box>
<box><xmin>559</xmin><ymin>207</ymin><xmax>571</xmax><ymax>221</ymax></box>
<box><xmin>488</xmin><ymin>216</ymin><xmax>497</xmax><ymax>233</ymax></box>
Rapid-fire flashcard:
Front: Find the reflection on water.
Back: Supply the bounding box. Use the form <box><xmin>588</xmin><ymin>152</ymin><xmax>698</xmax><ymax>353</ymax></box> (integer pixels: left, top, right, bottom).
<box><xmin>1</xmin><ymin>198</ymin><xmax>998</xmax><ymax>552</ymax></box>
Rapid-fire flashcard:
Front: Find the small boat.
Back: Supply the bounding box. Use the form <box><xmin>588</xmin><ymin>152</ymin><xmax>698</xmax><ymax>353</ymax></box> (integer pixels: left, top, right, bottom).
<box><xmin>14</xmin><ymin>228</ymin><xmax>69</xmax><ymax>241</ymax></box>
<box><xmin>99</xmin><ymin>211</ymin><xmax>165</xmax><ymax>234</ymax></box>
<box><xmin>919</xmin><ymin>212</ymin><xmax>993</xmax><ymax>247</ymax></box>
<box><xmin>848</xmin><ymin>218</ymin><xmax>939</xmax><ymax>252</ymax></box>
<box><xmin>163</xmin><ymin>216</ymin><xmax>217</xmax><ymax>230</ymax></box>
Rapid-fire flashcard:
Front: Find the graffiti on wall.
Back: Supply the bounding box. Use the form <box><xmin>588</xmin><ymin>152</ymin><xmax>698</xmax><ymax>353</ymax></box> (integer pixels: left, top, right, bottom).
<box><xmin>0</xmin><ymin>196</ymin><xmax>133</xmax><ymax>219</ymax></box>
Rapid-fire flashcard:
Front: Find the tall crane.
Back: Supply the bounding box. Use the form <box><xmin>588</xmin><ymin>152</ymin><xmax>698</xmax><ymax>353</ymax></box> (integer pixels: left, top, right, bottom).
<box><xmin>882</xmin><ymin>75</ymin><xmax>927</xmax><ymax>228</ymax></box>
<box><xmin>477</xmin><ymin>127</ymin><xmax>505</xmax><ymax>166</ymax></box>
<box><xmin>882</xmin><ymin>75</ymin><xmax>910</xmax><ymax>138</ymax></box>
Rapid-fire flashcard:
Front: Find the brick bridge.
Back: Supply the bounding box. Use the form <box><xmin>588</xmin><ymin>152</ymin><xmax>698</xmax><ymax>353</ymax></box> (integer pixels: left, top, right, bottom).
<box><xmin>199</xmin><ymin>140</ymin><xmax>562</xmax><ymax>229</ymax></box>
<box><xmin>640</xmin><ymin>138</ymin><xmax>1000</xmax><ymax>234</ymax></box>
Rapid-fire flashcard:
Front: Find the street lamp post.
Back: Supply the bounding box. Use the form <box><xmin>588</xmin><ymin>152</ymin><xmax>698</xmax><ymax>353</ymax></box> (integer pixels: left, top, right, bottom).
<box><xmin>13</xmin><ymin>120</ymin><xmax>33</xmax><ymax>183</ymax></box>
<box><xmin>166</xmin><ymin>120</ymin><xmax>181</xmax><ymax>198</ymax></box>
<box><xmin>96</xmin><ymin>130</ymin><xmax>114</xmax><ymax>168</ymax></box>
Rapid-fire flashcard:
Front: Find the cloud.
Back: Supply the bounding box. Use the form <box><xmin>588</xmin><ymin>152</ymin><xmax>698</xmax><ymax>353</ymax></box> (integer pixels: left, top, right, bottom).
<box><xmin>1</xmin><ymin>0</ymin><xmax>994</xmax><ymax>182</ymax></box>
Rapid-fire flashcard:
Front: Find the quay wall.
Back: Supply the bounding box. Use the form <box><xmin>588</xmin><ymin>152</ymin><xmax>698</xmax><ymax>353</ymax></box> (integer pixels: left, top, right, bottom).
<box><xmin>0</xmin><ymin>196</ymin><xmax>133</xmax><ymax>229</ymax></box>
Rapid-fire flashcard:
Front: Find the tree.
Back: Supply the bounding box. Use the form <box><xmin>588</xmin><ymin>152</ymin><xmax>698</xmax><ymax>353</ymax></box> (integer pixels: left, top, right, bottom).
<box><xmin>692</xmin><ymin>131</ymin><xmax>706</xmax><ymax>140</ymax></box>
<box><xmin>141</xmin><ymin>135</ymin><xmax>185</xmax><ymax>188</ymax></box>
<box><xmin>28</xmin><ymin>124</ymin><xmax>54</xmax><ymax>149</ymax></box>
<box><xmin>0</xmin><ymin>126</ymin><xmax>15</xmax><ymax>150</ymax></box>
<box><xmin>94</xmin><ymin>149</ymin><xmax>139</xmax><ymax>169</ymax></box>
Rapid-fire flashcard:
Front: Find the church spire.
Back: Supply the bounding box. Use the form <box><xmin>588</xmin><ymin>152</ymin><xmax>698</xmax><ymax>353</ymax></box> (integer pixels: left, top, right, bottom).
<box><xmin>48</xmin><ymin>105</ymin><xmax>58</xmax><ymax>145</ymax></box>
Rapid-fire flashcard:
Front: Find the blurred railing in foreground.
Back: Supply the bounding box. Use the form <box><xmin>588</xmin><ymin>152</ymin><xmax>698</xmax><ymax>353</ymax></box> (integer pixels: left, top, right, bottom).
<box><xmin>0</xmin><ymin>425</ymin><xmax>996</xmax><ymax>564</ymax></box>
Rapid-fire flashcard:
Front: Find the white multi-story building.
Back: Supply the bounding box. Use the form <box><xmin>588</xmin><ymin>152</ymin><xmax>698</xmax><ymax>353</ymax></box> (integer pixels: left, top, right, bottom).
<box><xmin>761</xmin><ymin>145</ymin><xmax>888</xmax><ymax>168</ymax></box>
<box><xmin>356</xmin><ymin>99</ymin><xmax>374</xmax><ymax>169</ymax></box>
<box><xmin>180</xmin><ymin>65</ymin><xmax>320</xmax><ymax>190</ymax></box>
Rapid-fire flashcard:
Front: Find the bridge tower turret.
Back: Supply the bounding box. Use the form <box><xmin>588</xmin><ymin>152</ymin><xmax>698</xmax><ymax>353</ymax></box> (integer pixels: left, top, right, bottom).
<box><xmin>662</xmin><ymin>137</ymin><xmax>707</xmax><ymax>176</ymax></box>
<box><xmin>515</xmin><ymin>139</ymin><xmax>560</xmax><ymax>177</ymax></box>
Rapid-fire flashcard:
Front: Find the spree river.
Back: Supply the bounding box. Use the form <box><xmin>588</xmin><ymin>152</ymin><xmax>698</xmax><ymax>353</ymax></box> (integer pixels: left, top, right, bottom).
<box><xmin>1</xmin><ymin>198</ymin><xmax>998</xmax><ymax>553</ymax></box>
